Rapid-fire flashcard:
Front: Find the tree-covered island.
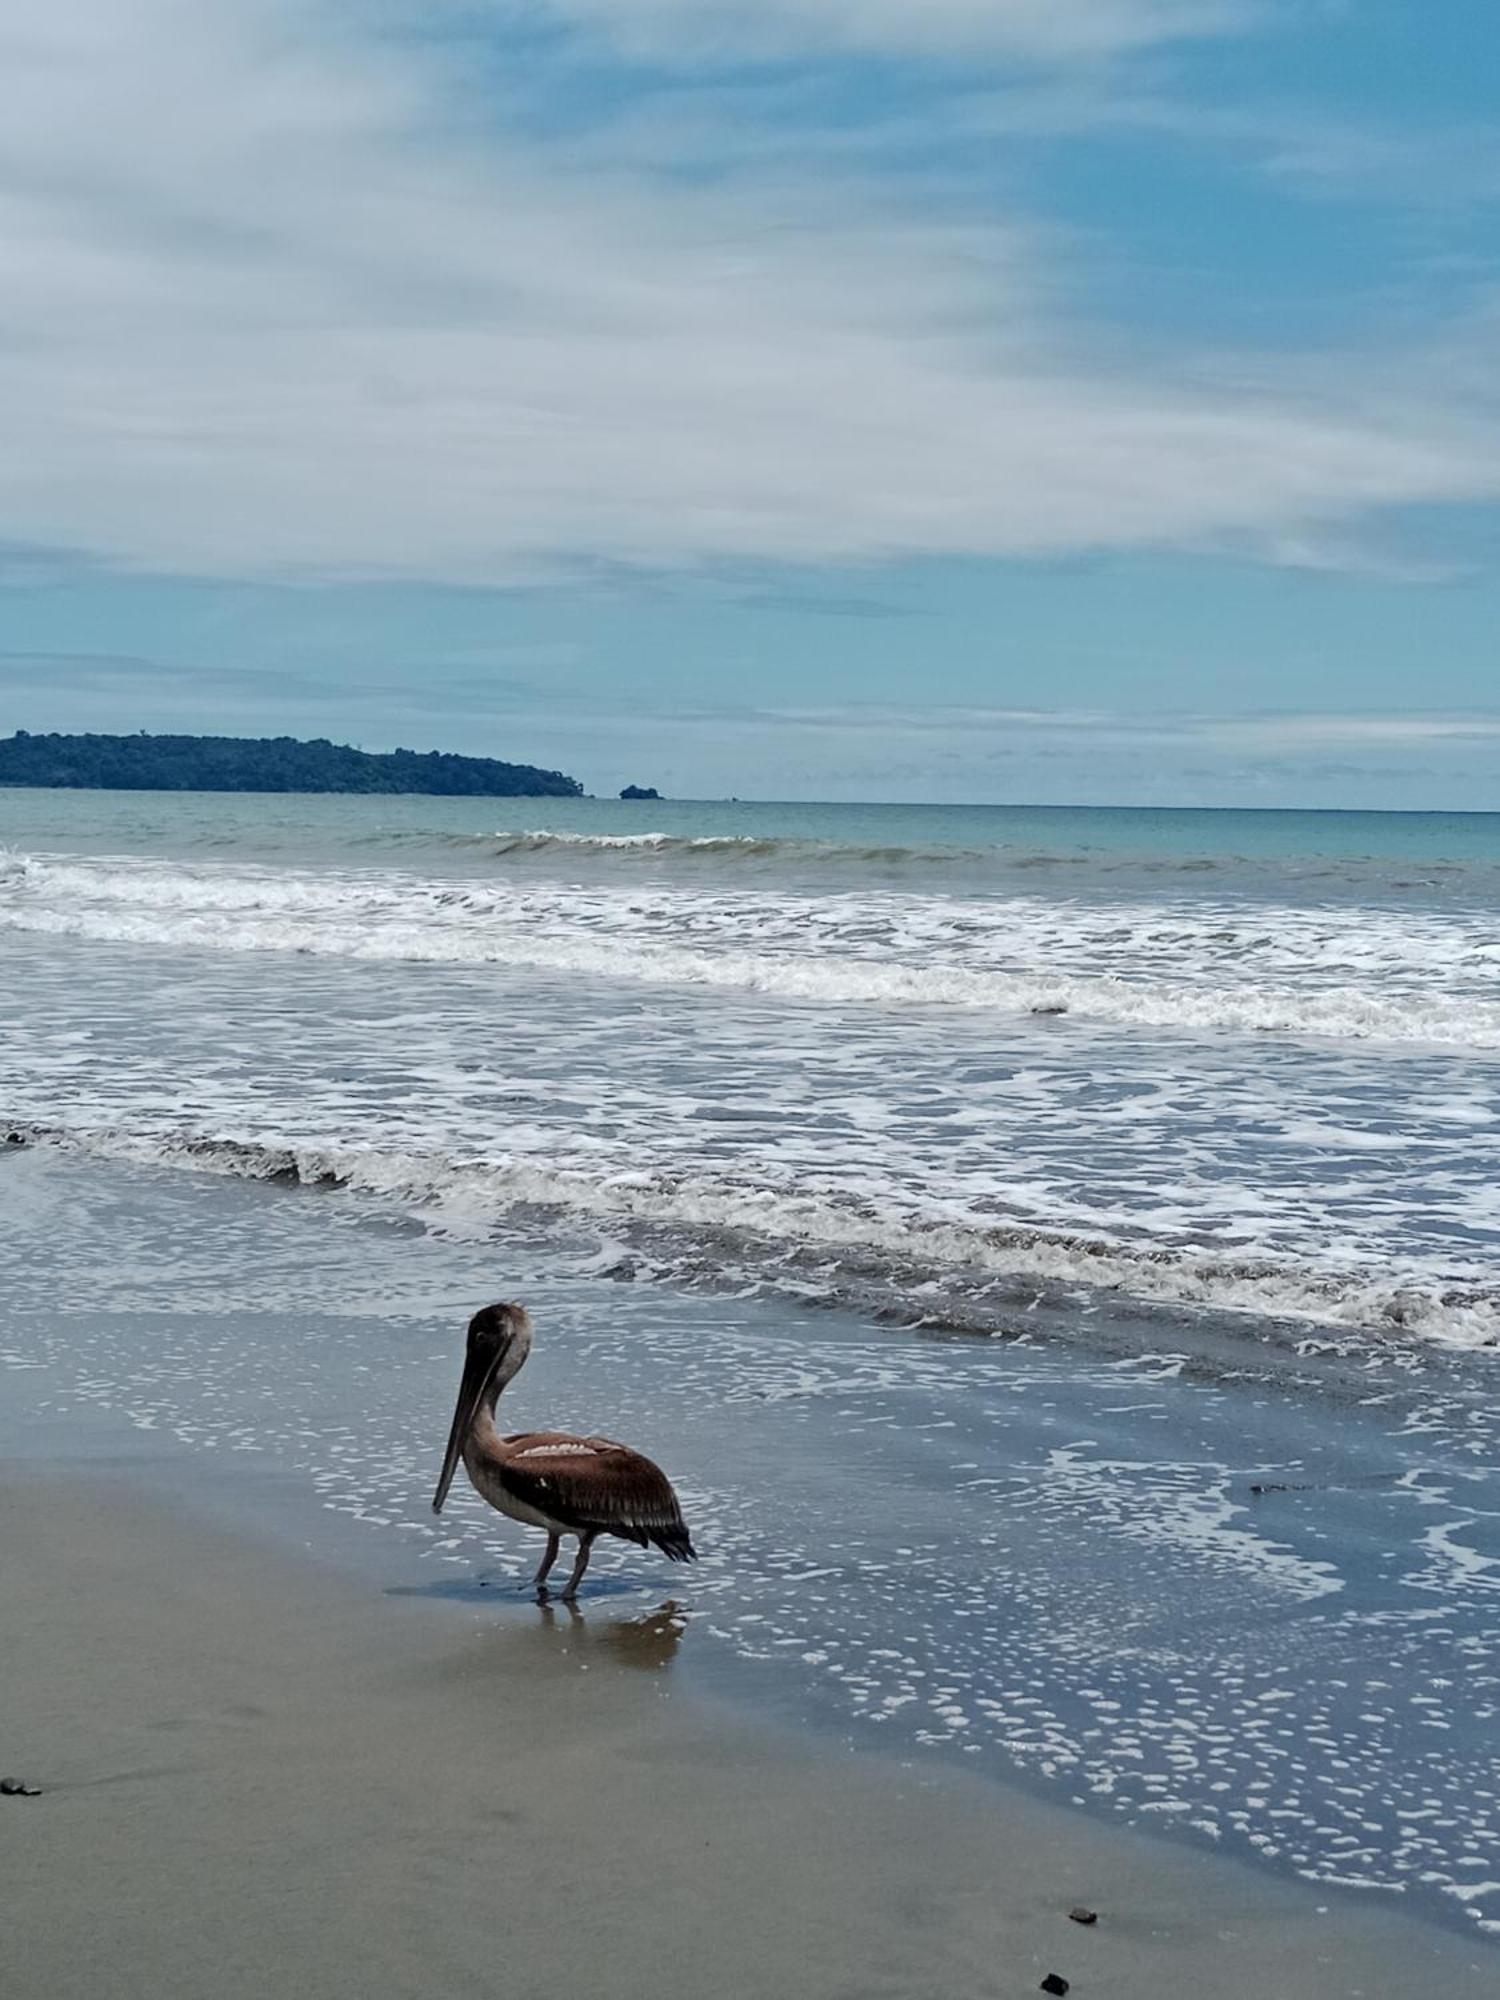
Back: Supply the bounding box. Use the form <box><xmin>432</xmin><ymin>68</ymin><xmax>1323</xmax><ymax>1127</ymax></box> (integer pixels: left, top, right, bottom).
<box><xmin>0</xmin><ymin>731</ymin><xmax>583</xmax><ymax>797</ymax></box>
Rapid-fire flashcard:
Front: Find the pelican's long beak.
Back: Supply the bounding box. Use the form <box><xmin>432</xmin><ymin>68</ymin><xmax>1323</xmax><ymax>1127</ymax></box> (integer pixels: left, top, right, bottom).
<box><xmin>432</xmin><ymin>1345</ymin><xmax>499</xmax><ymax>1513</ymax></box>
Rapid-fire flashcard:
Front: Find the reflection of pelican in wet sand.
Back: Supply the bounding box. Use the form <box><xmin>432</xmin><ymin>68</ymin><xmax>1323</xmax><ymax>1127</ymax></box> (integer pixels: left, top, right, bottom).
<box><xmin>539</xmin><ymin>1599</ymin><xmax>690</xmax><ymax>1670</ymax></box>
<box><xmin>432</xmin><ymin>1302</ymin><xmax>697</xmax><ymax>1599</ymax></box>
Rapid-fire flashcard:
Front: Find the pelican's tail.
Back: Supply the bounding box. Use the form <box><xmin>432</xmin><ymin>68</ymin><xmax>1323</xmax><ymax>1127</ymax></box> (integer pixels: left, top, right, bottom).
<box><xmin>651</xmin><ymin>1523</ymin><xmax>698</xmax><ymax>1563</ymax></box>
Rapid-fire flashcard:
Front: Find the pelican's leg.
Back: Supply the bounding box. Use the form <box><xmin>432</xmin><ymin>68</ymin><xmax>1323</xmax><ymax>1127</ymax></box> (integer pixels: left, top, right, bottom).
<box><xmin>560</xmin><ymin>1532</ymin><xmax>596</xmax><ymax>1600</ymax></box>
<box><xmin>532</xmin><ymin>1532</ymin><xmax>561</xmax><ymax>1590</ymax></box>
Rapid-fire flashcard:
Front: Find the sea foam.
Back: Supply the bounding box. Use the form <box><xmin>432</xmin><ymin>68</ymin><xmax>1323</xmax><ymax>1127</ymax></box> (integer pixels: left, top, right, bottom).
<box><xmin>12</xmin><ymin>1124</ymin><xmax>1500</xmax><ymax>1350</ymax></box>
<box><xmin>7</xmin><ymin>843</ymin><xmax>1500</xmax><ymax>1352</ymax></box>
<box><xmin>5</xmin><ymin>849</ymin><xmax>1500</xmax><ymax>1049</ymax></box>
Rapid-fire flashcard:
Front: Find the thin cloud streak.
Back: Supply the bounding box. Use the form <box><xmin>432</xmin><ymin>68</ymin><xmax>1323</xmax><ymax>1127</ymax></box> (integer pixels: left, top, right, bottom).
<box><xmin>721</xmin><ymin>703</ymin><xmax>1500</xmax><ymax>750</ymax></box>
<box><xmin>517</xmin><ymin>0</ymin><xmax>1250</xmax><ymax>61</ymax></box>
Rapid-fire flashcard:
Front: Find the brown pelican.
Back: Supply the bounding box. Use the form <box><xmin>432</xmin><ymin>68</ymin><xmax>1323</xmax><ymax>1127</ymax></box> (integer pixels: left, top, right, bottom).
<box><xmin>431</xmin><ymin>1302</ymin><xmax>697</xmax><ymax>1598</ymax></box>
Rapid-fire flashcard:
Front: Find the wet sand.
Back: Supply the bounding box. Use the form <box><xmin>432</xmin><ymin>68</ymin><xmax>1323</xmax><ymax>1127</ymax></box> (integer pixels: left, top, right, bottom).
<box><xmin>4</xmin><ymin>1471</ymin><xmax>1492</xmax><ymax>2000</ymax></box>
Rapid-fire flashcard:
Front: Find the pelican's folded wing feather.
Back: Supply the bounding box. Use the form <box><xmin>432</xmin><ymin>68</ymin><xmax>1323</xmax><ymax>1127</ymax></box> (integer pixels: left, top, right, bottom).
<box><xmin>497</xmin><ymin>1431</ymin><xmax>696</xmax><ymax>1558</ymax></box>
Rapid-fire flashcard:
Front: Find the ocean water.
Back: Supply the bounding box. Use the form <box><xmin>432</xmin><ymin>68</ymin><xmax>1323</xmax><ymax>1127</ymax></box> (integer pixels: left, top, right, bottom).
<box><xmin>6</xmin><ymin>787</ymin><xmax>1500</xmax><ymax>1941</ymax></box>
<box><xmin>4</xmin><ymin>788</ymin><xmax>1500</xmax><ymax>1348</ymax></box>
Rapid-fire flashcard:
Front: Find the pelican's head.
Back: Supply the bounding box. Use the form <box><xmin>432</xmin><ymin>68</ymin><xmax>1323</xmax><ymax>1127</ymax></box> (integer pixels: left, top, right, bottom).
<box><xmin>466</xmin><ymin>1300</ymin><xmax>531</xmax><ymax>1353</ymax></box>
<box><xmin>432</xmin><ymin>1301</ymin><xmax>533</xmax><ymax>1514</ymax></box>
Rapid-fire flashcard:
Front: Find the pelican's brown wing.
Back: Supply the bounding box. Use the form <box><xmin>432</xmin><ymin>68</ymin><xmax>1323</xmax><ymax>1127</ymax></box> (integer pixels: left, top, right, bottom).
<box><xmin>497</xmin><ymin>1431</ymin><xmax>696</xmax><ymax>1560</ymax></box>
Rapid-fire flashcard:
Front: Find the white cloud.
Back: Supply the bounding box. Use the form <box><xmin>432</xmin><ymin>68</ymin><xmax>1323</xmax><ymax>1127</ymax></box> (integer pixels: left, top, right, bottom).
<box><xmin>0</xmin><ymin>0</ymin><xmax>1496</xmax><ymax>586</ymax></box>
<box><xmin>520</xmin><ymin>0</ymin><xmax>1247</xmax><ymax>61</ymax></box>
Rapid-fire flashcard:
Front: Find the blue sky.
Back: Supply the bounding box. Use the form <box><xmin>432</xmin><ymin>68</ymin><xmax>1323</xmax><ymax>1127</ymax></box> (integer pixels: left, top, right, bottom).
<box><xmin>1</xmin><ymin>0</ymin><xmax>1498</xmax><ymax>804</ymax></box>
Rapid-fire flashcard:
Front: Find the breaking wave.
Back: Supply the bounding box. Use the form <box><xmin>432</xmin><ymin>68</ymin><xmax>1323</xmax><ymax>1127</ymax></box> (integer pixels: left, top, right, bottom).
<box><xmin>322</xmin><ymin>827</ymin><xmax>973</xmax><ymax>865</ymax></box>
<box><xmin>10</xmin><ymin>1123</ymin><xmax>1500</xmax><ymax>1350</ymax></box>
<box><xmin>330</xmin><ymin>826</ymin><xmax>1500</xmax><ymax>897</ymax></box>
<box><xmin>4</xmin><ymin>849</ymin><xmax>1500</xmax><ymax>1048</ymax></box>
<box><xmin>434</xmin><ymin>828</ymin><xmax>995</xmax><ymax>867</ymax></box>
<box><xmin>486</xmin><ymin>830</ymin><xmax>786</xmax><ymax>856</ymax></box>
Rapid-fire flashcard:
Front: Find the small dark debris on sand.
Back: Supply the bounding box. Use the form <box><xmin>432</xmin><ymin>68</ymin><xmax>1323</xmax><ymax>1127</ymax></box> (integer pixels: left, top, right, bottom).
<box><xmin>1</xmin><ymin>1776</ymin><xmax>43</xmax><ymax>1796</ymax></box>
<box><xmin>1040</xmin><ymin>1977</ymin><xmax>1070</xmax><ymax>1997</ymax></box>
<box><xmin>1067</xmin><ymin>1906</ymin><xmax>1098</xmax><ymax>1925</ymax></box>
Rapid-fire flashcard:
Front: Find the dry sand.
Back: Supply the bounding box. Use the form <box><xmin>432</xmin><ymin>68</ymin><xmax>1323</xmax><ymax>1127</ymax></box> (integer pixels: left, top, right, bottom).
<box><xmin>3</xmin><ymin>1470</ymin><xmax>1490</xmax><ymax>2000</ymax></box>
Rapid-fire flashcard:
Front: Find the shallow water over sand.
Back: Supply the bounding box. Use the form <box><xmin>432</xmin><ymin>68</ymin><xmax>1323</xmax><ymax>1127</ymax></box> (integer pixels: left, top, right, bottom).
<box><xmin>6</xmin><ymin>1148</ymin><xmax>1500</xmax><ymax>1942</ymax></box>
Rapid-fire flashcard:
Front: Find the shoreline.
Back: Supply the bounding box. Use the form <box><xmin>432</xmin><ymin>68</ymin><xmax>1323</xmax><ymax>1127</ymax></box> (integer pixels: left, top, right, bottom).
<box><xmin>7</xmin><ymin>1466</ymin><xmax>1494</xmax><ymax>2000</ymax></box>
<box><xmin>6</xmin><ymin>1141</ymin><xmax>1500</xmax><ymax>1951</ymax></box>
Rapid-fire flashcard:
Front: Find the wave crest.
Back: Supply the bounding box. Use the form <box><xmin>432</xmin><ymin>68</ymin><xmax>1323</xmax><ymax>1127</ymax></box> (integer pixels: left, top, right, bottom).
<box><xmin>11</xmin><ymin>1124</ymin><xmax>1500</xmax><ymax>1351</ymax></box>
<box><xmin>476</xmin><ymin>829</ymin><xmax>967</xmax><ymax>862</ymax></box>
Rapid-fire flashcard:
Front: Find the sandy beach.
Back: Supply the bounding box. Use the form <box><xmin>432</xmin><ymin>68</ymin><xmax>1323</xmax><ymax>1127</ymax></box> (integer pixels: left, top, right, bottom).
<box><xmin>6</xmin><ymin>1467</ymin><xmax>1493</xmax><ymax>2000</ymax></box>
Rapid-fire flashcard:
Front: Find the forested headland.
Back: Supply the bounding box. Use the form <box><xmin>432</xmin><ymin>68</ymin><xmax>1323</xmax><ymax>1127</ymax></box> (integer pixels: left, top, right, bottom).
<box><xmin>0</xmin><ymin>731</ymin><xmax>583</xmax><ymax>797</ymax></box>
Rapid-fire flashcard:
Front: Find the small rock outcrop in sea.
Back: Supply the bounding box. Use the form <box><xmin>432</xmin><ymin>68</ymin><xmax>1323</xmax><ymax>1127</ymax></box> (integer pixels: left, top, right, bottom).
<box><xmin>619</xmin><ymin>784</ymin><xmax>661</xmax><ymax>800</ymax></box>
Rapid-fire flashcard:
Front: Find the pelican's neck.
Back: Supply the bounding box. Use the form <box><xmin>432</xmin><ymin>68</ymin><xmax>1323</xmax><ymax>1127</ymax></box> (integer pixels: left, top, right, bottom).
<box><xmin>469</xmin><ymin>1324</ymin><xmax>531</xmax><ymax>1450</ymax></box>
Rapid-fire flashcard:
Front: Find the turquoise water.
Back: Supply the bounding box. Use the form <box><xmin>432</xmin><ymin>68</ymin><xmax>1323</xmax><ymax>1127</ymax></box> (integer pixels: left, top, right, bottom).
<box><xmin>4</xmin><ymin>786</ymin><xmax>1500</xmax><ymax>854</ymax></box>
<box><xmin>5</xmin><ymin>787</ymin><xmax>1500</xmax><ymax>900</ymax></box>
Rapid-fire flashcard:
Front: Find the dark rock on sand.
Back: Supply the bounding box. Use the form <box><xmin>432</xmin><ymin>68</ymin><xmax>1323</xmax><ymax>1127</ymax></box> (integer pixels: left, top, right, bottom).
<box><xmin>1040</xmin><ymin>1978</ymin><xmax>1070</xmax><ymax>1997</ymax></box>
<box><xmin>1</xmin><ymin>1777</ymin><xmax>43</xmax><ymax>1796</ymax></box>
<box><xmin>1067</xmin><ymin>1906</ymin><xmax>1098</xmax><ymax>1925</ymax></box>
